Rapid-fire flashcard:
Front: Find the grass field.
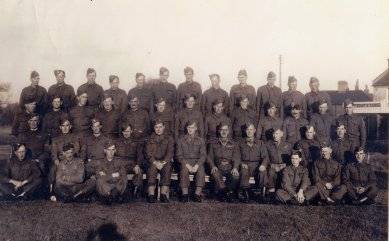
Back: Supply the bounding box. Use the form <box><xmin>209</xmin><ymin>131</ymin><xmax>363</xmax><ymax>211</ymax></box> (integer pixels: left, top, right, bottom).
<box><xmin>0</xmin><ymin>200</ymin><xmax>387</xmax><ymax>241</ymax></box>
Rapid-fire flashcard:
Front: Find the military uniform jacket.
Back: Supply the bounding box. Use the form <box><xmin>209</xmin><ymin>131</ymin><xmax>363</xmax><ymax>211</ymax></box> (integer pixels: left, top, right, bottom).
<box><xmin>77</xmin><ymin>83</ymin><xmax>104</xmax><ymax>109</ymax></box>
<box><xmin>305</xmin><ymin>91</ymin><xmax>333</xmax><ymax>118</ymax></box>
<box><xmin>282</xmin><ymin>116</ymin><xmax>309</xmax><ymax>145</ymax></box>
<box><xmin>257</xmin><ymin>84</ymin><xmax>282</xmax><ymax>118</ymax></box>
<box><xmin>230</xmin><ymin>84</ymin><xmax>256</xmax><ymax>112</ymax></box>
<box><xmin>151</xmin><ymin>81</ymin><xmax>177</xmax><ymax>111</ymax></box>
<box><xmin>51</xmin><ymin>133</ymin><xmax>82</xmax><ymax>161</ymax></box>
<box><xmin>201</xmin><ymin>87</ymin><xmax>230</xmax><ymax>116</ymax></box>
<box><xmin>150</xmin><ymin>109</ymin><xmax>175</xmax><ymax>136</ymax></box>
<box><xmin>69</xmin><ymin>105</ymin><xmax>95</xmax><ymax>133</ymax></box>
<box><xmin>176</xmin><ymin>135</ymin><xmax>206</xmax><ymax>165</ymax></box>
<box><xmin>104</xmin><ymin>88</ymin><xmax>128</xmax><ymax>114</ymax></box>
<box><xmin>87</xmin><ymin>157</ymin><xmax>127</xmax><ymax>184</ymax></box>
<box><xmin>114</xmin><ymin>136</ymin><xmax>144</xmax><ymax>165</ymax></box>
<box><xmin>145</xmin><ymin>133</ymin><xmax>174</xmax><ymax>164</ymax></box>
<box><xmin>17</xmin><ymin>129</ymin><xmax>49</xmax><ymax>160</ymax></box>
<box><xmin>281</xmin><ymin>165</ymin><xmax>311</xmax><ymax>196</ymax></box>
<box><xmin>282</xmin><ymin>90</ymin><xmax>306</xmax><ymax>118</ymax></box>
<box><xmin>330</xmin><ymin>137</ymin><xmax>353</xmax><ymax>164</ymax></box>
<box><xmin>336</xmin><ymin>114</ymin><xmax>366</xmax><ymax>147</ymax></box>
<box><xmin>0</xmin><ymin>156</ymin><xmax>41</xmax><ymax>182</ymax></box>
<box><xmin>11</xmin><ymin>110</ymin><xmax>35</xmax><ymax>136</ymax></box>
<box><xmin>231</xmin><ymin>107</ymin><xmax>257</xmax><ymax>137</ymax></box>
<box><xmin>42</xmin><ymin>110</ymin><xmax>65</xmax><ymax>139</ymax></box>
<box><xmin>95</xmin><ymin>109</ymin><xmax>121</xmax><ymax>136</ymax></box>
<box><xmin>309</xmin><ymin>113</ymin><xmax>334</xmax><ymax>144</ymax></box>
<box><xmin>295</xmin><ymin>138</ymin><xmax>321</xmax><ymax>167</ymax></box>
<box><xmin>266</xmin><ymin>140</ymin><xmax>292</xmax><ymax>165</ymax></box>
<box><xmin>128</xmin><ymin>86</ymin><xmax>153</xmax><ymax>113</ymax></box>
<box><xmin>48</xmin><ymin>83</ymin><xmax>76</xmax><ymax>112</ymax></box>
<box><xmin>256</xmin><ymin>116</ymin><xmax>283</xmax><ymax>140</ymax></box>
<box><xmin>204</xmin><ymin>112</ymin><xmax>231</xmax><ymax>142</ymax></box>
<box><xmin>207</xmin><ymin>139</ymin><xmax>241</xmax><ymax>169</ymax></box>
<box><xmin>120</xmin><ymin>108</ymin><xmax>150</xmax><ymax>139</ymax></box>
<box><xmin>239</xmin><ymin>138</ymin><xmax>269</xmax><ymax>167</ymax></box>
<box><xmin>82</xmin><ymin>134</ymin><xmax>110</xmax><ymax>161</ymax></box>
<box><xmin>55</xmin><ymin>157</ymin><xmax>86</xmax><ymax>186</ymax></box>
<box><xmin>175</xmin><ymin>108</ymin><xmax>204</xmax><ymax>138</ymax></box>
<box><xmin>342</xmin><ymin>162</ymin><xmax>376</xmax><ymax>188</ymax></box>
<box><xmin>177</xmin><ymin>81</ymin><xmax>202</xmax><ymax>110</ymax></box>
<box><xmin>20</xmin><ymin>85</ymin><xmax>47</xmax><ymax>115</ymax></box>
<box><xmin>313</xmin><ymin>158</ymin><xmax>341</xmax><ymax>186</ymax></box>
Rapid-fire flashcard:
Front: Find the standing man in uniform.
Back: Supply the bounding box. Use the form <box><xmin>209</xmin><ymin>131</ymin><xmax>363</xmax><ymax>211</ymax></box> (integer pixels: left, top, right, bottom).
<box><xmin>48</xmin><ymin>70</ymin><xmax>75</xmax><ymax>112</ymax></box>
<box><xmin>256</xmin><ymin>102</ymin><xmax>283</xmax><ymax>141</ymax></box>
<box><xmin>336</xmin><ymin>99</ymin><xmax>366</xmax><ymax>150</ymax></box>
<box><xmin>230</xmin><ymin>69</ymin><xmax>256</xmax><ymax>113</ymax></box>
<box><xmin>257</xmin><ymin>71</ymin><xmax>282</xmax><ymax>119</ymax></box>
<box><xmin>204</xmin><ymin>99</ymin><xmax>231</xmax><ymax>144</ymax></box>
<box><xmin>309</xmin><ymin>99</ymin><xmax>334</xmax><ymax>144</ymax></box>
<box><xmin>145</xmin><ymin>120</ymin><xmax>175</xmax><ymax>203</ymax></box>
<box><xmin>77</xmin><ymin>68</ymin><xmax>104</xmax><ymax>111</ymax></box>
<box><xmin>104</xmin><ymin>75</ymin><xmax>128</xmax><ymax>114</ymax></box>
<box><xmin>202</xmin><ymin>74</ymin><xmax>230</xmax><ymax>116</ymax></box>
<box><xmin>305</xmin><ymin>77</ymin><xmax>333</xmax><ymax>119</ymax></box>
<box><xmin>282</xmin><ymin>104</ymin><xmax>309</xmax><ymax>146</ymax></box>
<box><xmin>177</xmin><ymin>67</ymin><xmax>202</xmax><ymax>111</ymax></box>
<box><xmin>207</xmin><ymin>122</ymin><xmax>241</xmax><ymax>202</ymax></box>
<box><xmin>176</xmin><ymin>121</ymin><xmax>207</xmax><ymax>202</ymax></box>
<box><xmin>20</xmin><ymin>70</ymin><xmax>47</xmax><ymax>115</ymax></box>
<box><xmin>282</xmin><ymin>76</ymin><xmax>306</xmax><ymax>118</ymax></box>
<box><xmin>128</xmin><ymin>73</ymin><xmax>153</xmax><ymax>114</ymax></box>
<box><xmin>175</xmin><ymin>94</ymin><xmax>204</xmax><ymax>139</ymax></box>
<box><xmin>151</xmin><ymin>67</ymin><xmax>177</xmax><ymax>112</ymax></box>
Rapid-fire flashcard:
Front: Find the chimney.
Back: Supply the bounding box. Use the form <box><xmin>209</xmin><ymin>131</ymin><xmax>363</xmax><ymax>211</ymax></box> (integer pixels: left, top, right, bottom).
<box><xmin>338</xmin><ymin>80</ymin><xmax>349</xmax><ymax>92</ymax></box>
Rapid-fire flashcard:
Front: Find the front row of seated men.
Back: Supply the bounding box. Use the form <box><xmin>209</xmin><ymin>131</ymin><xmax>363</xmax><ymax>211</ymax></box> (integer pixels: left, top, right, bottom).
<box><xmin>0</xmin><ymin>115</ymin><xmax>377</xmax><ymax>205</ymax></box>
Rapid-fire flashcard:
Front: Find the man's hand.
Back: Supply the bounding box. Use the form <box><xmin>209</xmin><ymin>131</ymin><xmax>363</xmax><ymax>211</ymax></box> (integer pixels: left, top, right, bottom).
<box><xmin>241</xmin><ymin>163</ymin><xmax>248</xmax><ymax>169</ymax></box>
<box><xmin>259</xmin><ymin>165</ymin><xmax>266</xmax><ymax>172</ymax></box>
<box><xmin>9</xmin><ymin>180</ymin><xmax>22</xmax><ymax>189</ymax></box>
<box><xmin>112</xmin><ymin>172</ymin><xmax>120</xmax><ymax>178</ymax></box>
<box><xmin>54</xmin><ymin>159</ymin><xmax>60</xmax><ymax>166</ymax></box>
<box><xmin>297</xmin><ymin>189</ymin><xmax>305</xmax><ymax>203</ymax></box>
<box><xmin>325</xmin><ymin>183</ymin><xmax>333</xmax><ymax>190</ymax></box>
<box><xmin>50</xmin><ymin>195</ymin><xmax>57</xmax><ymax>202</ymax></box>
<box><xmin>356</xmin><ymin>187</ymin><xmax>366</xmax><ymax>194</ymax></box>
<box><xmin>231</xmin><ymin>168</ymin><xmax>239</xmax><ymax>177</ymax></box>
<box><xmin>133</xmin><ymin>165</ymin><xmax>141</xmax><ymax>174</ymax></box>
<box><xmin>211</xmin><ymin>166</ymin><xmax>218</xmax><ymax>174</ymax></box>
<box><xmin>99</xmin><ymin>171</ymin><xmax>106</xmax><ymax>176</ymax></box>
<box><xmin>192</xmin><ymin>164</ymin><xmax>199</xmax><ymax>173</ymax></box>
<box><xmin>20</xmin><ymin>180</ymin><xmax>28</xmax><ymax>187</ymax></box>
<box><xmin>185</xmin><ymin>163</ymin><xmax>193</xmax><ymax>173</ymax></box>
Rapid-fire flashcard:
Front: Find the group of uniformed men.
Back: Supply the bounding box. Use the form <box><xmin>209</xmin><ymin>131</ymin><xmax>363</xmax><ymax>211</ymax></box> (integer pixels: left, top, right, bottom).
<box><xmin>0</xmin><ymin>67</ymin><xmax>377</xmax><ymax>205</ymax></box>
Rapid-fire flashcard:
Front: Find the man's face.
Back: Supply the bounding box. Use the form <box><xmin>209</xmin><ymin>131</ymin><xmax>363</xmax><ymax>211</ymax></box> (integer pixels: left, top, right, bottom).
<box><xmin>219</xmin><ymin>125</ymin><xmax>229</xmax><ymax>138</ymax></box>
<box><xmin>160</xmin><ymin>71</ymin><xmax>169</xmax><ymax>81</ymax></box>
<box><xmin>136</xmin><ymin>75</ymin><xmax>145</xmax><ymax>86</ymax></box>
<box><xmin>245</xmin><ymin>124</ymin><xmax>256</xmax><ymax>138</ymax></box>
<box><xmin>310</xmin><ymin>81</ymin><xmax>319</xmax><ymax>91</ymax></box>
<box><xmin>267</xmin><ymin>76</ymin><xmax>276</xmax><ymax>85</ymax></box>
<box><xmin>15</xmin><ymin>146</ymin><xmax>26</xmax><ymax>161</ymax></box>
<box><xmin>187</xmin><ymin>123</ymin><xmax>197</xmax><ymax>136</ymax></box>
<box><xmin>92</xmin><ymin>121</ymin><xmax>102</xmax><ymax>134</ymax></box>
<box><xmin>87</xmin><ymin>72</ymin><xmax>96</xmax><ymax>83</ymax></box>
<box><xmin>291</xmin><ymin>108</ymin><xmax>301</xmax><ymax>119</ymax></box>
<box><xmin>185</xmin><ymin>97</ymin><xmax>195</xmax><ymax>109</ymax></box>
<box><xmin>336</xmin><ymin>125</ymin><xmax>346</xmax><ymax>138</ymax></box>
<box><xmin>60</xmin><ymin>120</ymin><xmax>72</xmax><ymax>134</ymax></box>
<box><xmin>28</xmin><ymin>116</ymin><xmax>39</xmax><ymax>129</ymax></box>
<box><xmin>213</xmin><ymin>103</ymin><xmax>224</xmax><ymax>114</ymax></box>
<box><xmin>104</xmin><ymin>145</ymin><xmax>116</xmax><ymax>159</ymax></box>
<box><xmin>240</xmin><ymin>98</ymin><xmax>249</xmax><ymax>109</ymax></box>
<box><xmin>319</xmin><ymin>103</ymin><xmax>328</xmax><ymax>114</ymax></box>
<box><xmin>355</xmin><ymin>150</ymin><xmax>366</xmax><ymax>163</ymax></box>
<box><xmin>321</xmin><ymin>147</ymin><xmax>332</xmax><ymax>159</ymax></box>
<box><xmin>210</xmin><ymin>76</ymin><xmax>220</xmax><ymax>88</ymax></box>
<box><xmin>52</xmin><ymin>98</ymin><xmax>62</xmax><ymax>110</ymax></box>
<box><xmin>110</xmin><ymin>78</ymin><xmax>120</xmax><ymax>89</ymax></box>
<box><xmin>78</xmin><ymin>94</ymin><xmax>88</xmax><ymax>106</ymax></box>
<box><xmin>156</xmin><ymin>101</ymin><xmax>166</xmax><ymax>113</ymax></box>
<box><xmin>31</xmin><ymin>75</ymin><xmax>40</xmax><ymax>86</ymax></box>
<box><xmin>25</xmin><ymin>102</ymin><xmax>36</xmax><ymax>113</ymax></box>
<box><xmin>267</xmin><ymin>106</ymin><xmax>276</xmax><ymax>117</ymax></box>
<box><xmin>238</xmin><ymin>75</ymin><xmax>247</xmax><ymax>85</ymax></box>
<box><xmin>129</xmin><ymin>98</ymin><xmax>139</xmax><ymax>110</ymax></box>
<box><xmin>122</xmin><ymin>126</ymin><xmax>132</xmax><ymax>139</ymax></box>
<box><xmin>273</xmin><ymin>129</ymin><xmax>283</xmax><ymax>142</ymax></box>
<box><xmin>184</xmin><ymin>72</ymin><xmax>193</xmax><ymax>82</ymax></box>
<box><xmin>63</xmin><ymin>149</ymin><xmax>74</xmax><ymax>160</ymax></box>
<box><xmin>291</xmin><ymin>154</ymin><xmax>301</xmax><ymax>167</ymax></box>
<box><xmin>288</xmin><ymin>80</ymin><xmax>297</xmax><ymax>91</ymax></box>
<box><xmin>345</xmin><ymin>104</ymin><xmax>353</xmax><ymax>115</ymax></box>
<box><xmin>305</xmin><ymin>127</ymin><xmax>315</xmax><ymax>140</ymax></box>
<box><xmin>56</xmin><ymin>72</ymin><xmax>65</xmax><ymax>83</ymax></box>
<box><xmin>103</xmin><ymin>98</ymin><xmax>114</xmax><ymax>111</ymax></box>
<box><xmin>154</xmin><ymin>123</ymin><xmax>165</xmax><ymax>136</ymax></box>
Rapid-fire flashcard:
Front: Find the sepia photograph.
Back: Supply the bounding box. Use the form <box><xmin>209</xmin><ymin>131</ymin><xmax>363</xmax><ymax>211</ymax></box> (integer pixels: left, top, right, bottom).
<box><xmin>0</xmin><ymin>0</ymin><xmax>388</xmax><ymax>240</ymax></box>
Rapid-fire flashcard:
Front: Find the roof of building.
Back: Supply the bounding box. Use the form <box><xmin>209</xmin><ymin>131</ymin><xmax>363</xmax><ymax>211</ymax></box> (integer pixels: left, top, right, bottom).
<box><xmin>323</xmin><ymin>90</ymin><xmax>372</xmax><ymax>105</ymax></box>
<box><xmin>372</xmin><ymin>69</ymin><xmax>389</xmax><ymax>87</ymax></box>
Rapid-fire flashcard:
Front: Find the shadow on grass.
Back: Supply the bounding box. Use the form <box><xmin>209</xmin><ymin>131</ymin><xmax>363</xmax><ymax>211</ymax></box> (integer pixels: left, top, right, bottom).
<box><xmin>85</xmin><ymin>222</ymin><xmax>127</xmax><ymax>241</ymax></box>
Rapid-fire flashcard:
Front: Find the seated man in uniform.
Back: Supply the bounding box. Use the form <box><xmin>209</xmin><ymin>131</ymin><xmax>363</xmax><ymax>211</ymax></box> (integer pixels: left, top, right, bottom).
<box><xmin>282</xmin><ymin>104</ymin><xmax>309</xmax><ymax>146</ymax></box>
<box><xmin>276</xmin><ymin>150</ymin><xmax>318</xmax><ymax>205</ymax></box>
<box><xmin>239</xmin><ymin>123</ymin><xmax>269</xmax><ymax>203</ymax></box>
<box><xmin>0</xmin><ymin>143</ymin><xmax>42</xmax><ymax>200</ymax></box>
<box><xmin>338</xmin><ymin>147</ymin><xmax>378</xmax><ymax>205</ymax></box>
<box><xmin>81</xmin><ymin>118</ymin><xmax>110</xmax><ymax>164</ymax></box>
<box><xmin>87</xmin><ymin>141</ymin><xmax>128</xmax><ymax>205</ymax></box>
<box><xmin>145</xmin><ymin>120</ymin><xmax>174</xmax><ymax>203</ymax></box>
<box><xmin>256</xmin><ymin>102</ymin><xmax>283</xmax><ymax>141</ymax></box>
<box><xmin>331</xmin><ymin>122</ymin><xmax>353</xmax><ymax>165</ymax></box>
<box><xmin>42</xmin><ymin>96</ymin><xmax>66</xmax><ymax>141</ymax></box>
<box><xmin>176</xmin><ymin>121</ymin><xmax>206</xmax><ymax>202</ymax></box>
<box><xmin>207</xmin><ymin>122</ymin><xmax>240</xmax><ymax>202</ymax></box>
<box><xmin>312</xmin><ymin>144</ymin><xmax>345</xmax><ymax>204</ymax></box>
<box><xmin>295</xmin><ymin>125</ymin><xmax>321</xmax><ymax>168</ymax></box>
<box><xmin>175</xmin><ymin>94</ymin><xmax>204</xmax><ymax>139</ymax></box>
<box><xmin>50</xmin><ymin>143</ymin><xmax>96</xmax><ymax>203</ymax></box>
<box><xmin>115</xmin><ymin>122</ymin><xmax>144</xmax><ymax>199</ymax></box>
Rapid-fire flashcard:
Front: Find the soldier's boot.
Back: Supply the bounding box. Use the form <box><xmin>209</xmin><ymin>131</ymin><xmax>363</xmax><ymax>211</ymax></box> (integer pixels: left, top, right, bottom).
<box><xmin>160</xmin><ymin>194</ymin><xmax>170</xmax><ymax>203</ymax></box>
<box><xmin>226</xmin><ymin>190</ymin><xmax>238</xmax><ymax>203</ymax></box>
<box><xmin>240</xmin><ymin>188</ymin><xmax>250</xmax><ymax>203</ymax></box>
<box><xmin>193</xmin><ymin>194</ymin><xmax>202</xmax><ymax>203</ymax></box>
<box><xmin>147</xmin><ymin>195</ymin><xmax>156</xmax><ymax>203</ymax></box>
<box><xmin>181</xmin><ymin>194</ymin><xmax>189</xmax><ymax>203</ymax></box>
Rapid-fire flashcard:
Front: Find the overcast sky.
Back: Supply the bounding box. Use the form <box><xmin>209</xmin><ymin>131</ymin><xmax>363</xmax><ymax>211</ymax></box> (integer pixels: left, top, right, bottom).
<box><xmin>1</xmin><ymin>0</ymin><xmax>388</xmax><ymax>101</ymax></box>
